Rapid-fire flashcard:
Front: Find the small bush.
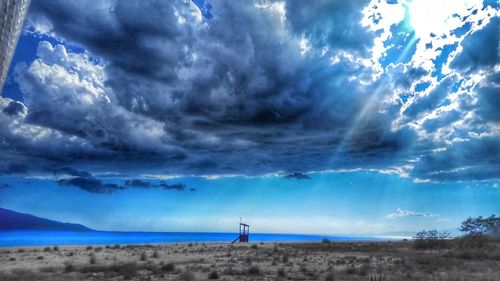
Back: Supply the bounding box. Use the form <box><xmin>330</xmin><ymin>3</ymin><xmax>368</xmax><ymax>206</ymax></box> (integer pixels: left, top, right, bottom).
<box><xmin>53</xmin><ymin>246</ymin><xmax>59</xmax><ymax>251</ymax></box>
<box><xmin>39</xmin><ymin>266</ymin><xmax>58</xmax><ymax>273</ymax></box>
<box><xmin>89</xmin><ymin>253</ymin><xmax>97</xmax><ymax>264</ymax></box>
<box><xmin>357</xmin><ymin>263</ymin><xmax>371</xmax><ymax>276</ymax></box>
<box><xmin>64</xmin><ymin>261</ymin><xmax>75</xmax><ymax>273</ymax></box>
<box><xmin>251</xmin><ymin>244</ymin><xmax>258</xmax><ymax>249</ymax></box>
<box><xmin>86</xmin><ymin>246</ymin><xmax>93</xmax><ymax>250</ymax></box>
<box><xmin>140</xmin><ymin>252</ymin><xmax>147</xmax><ymax>261</ymax></box>
<box><xmin>180</xmin><ymin>271</ymin><xmax>195</xmax><ymax>281</ymax></box>
<box><xmin>456</xmin><ymin>234</ymin><xmax>488</xmax><ymax>249</ymax></box>
<box><xmin>346</xmin><ymin>265</ymin><xmax>356</xmax><ymax>274</ymax></box>
<box><xmin>161</xmin><ymin>263</ymin><xmax>175</xmax><ymax>272</ymax></box>
<box><xmin>111</xmin><ymin>262</ymin><xmax>138</xmax><ymax>279</ymax></box>
<box><xmin>208</xmin><ymin>270</ymin><xmax>219</xmax><ymax>279</ymax></box>
<box><xmin>43</xmin><ymin>247</ymin><xmax>51</xmax><ymax>252</ymax></box>
<box><xmin>248</xmin><ymin>265</ymin><xmax>260</xmax><ymax>275</ymax></box>
<box><xmin>277</xmin><ymin>267</ymin><xmax>286</xmax><ymax>277</ymax></box>
<box><xmin>36</xmin><ymin>256</ymin><xmax>43</xmax><ymax>260</ymax></box>
<box><xmin>282</xmin><ymin>254</ymin><xmax>289</xmax><ymax>263</ymax></box>
<box><xmin>152</xmin><ymin>250</ymin><xmax>159</xmax><ymax>258</ymax></box>
<box><xmin>324</xmin><ymin>272</ymin><xmax>335</xmax><ymax>281</ymax></box>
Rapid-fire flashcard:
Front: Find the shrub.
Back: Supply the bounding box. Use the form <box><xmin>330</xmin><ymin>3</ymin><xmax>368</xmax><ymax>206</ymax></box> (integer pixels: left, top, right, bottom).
<box><xmin>53</xmin><ymin>246</ymin><xmax>59</xmax><ymax>251</ymax></box>
<box><xmin>43</xmin><ymin>247</ymin><xmax>51</xmax><ymax>252</ymax></box>
<box><xmin>346</xmin><ymin>265</ymin><xmax>356</xmax><ymax>274</ymax></box>
<box><xmin>414</xmin><ymin>230</ymin><xmax>451</xmax><ymax>249</ymax></box>
<box><xmin>161</xmin><ymin>263</ymin><xmax>175</xmax><ymax>272</ymax></box>
<box><xmin>251</xmin><ymin>244</ymin><xmax>258</xmax><ymax>249</ymax></box>
<box><xmin>140</xmin><ymin>252</ymin><xmax>147</xmax><ymax>261</ymax></box>
<box><xmin>86</xmin><ymin>246</ymin><xmax>93</xmax><ymax>250</ymax></box>
<box><xmin>282</xmin><ymin>254</ymin><xmax>289</xmax><ymax>263</ymax></box>
<box><xmin>152</xmin><ymin>250</ymin><xmax>159</xmax><ymax>258</ymax></box>
<box><xmin>456</xmin><ymin>233</ymin><xmax>488</xmax><ymax>249</ymax></box>
<box><xmin>248</xmin><ymin>265</ymin><xmax>260</xmax><ymax>275</ymax></box>
<box><xmin>89</xmin><ymin>253</ymin><xmax>97</xmax><ymax>264</ymax></box>
<box><xmin>208</xmin><ymin>270</ymin><xmax>219</xmax><ymax>279</ymax></box>
<box><xmin>64</xmin><ymin>261</ymin><xmax>75</xmax><ymax>272</ymax></box>
<box><xmin>180</xmin><ymin>271</ymin><xmax>195</xmax><ymax>281</ymax></box>
<box><xmin>277</xmin><ymin>267</ymin><xmax>286</xmax><ymax>277</ymax></box>
<box><xmin>324</xmin><ymin>272</ymin><xmax>335</xmax><ymax>281</ymax></box>
<box><xmin>357</xmin><ymin>263</ymin><xmax>371</xmax><ymax>276</ymax></box>
<box><xmin>111</xmin><ymin>262</ymin><xmax>138</xmax><ymax>279</ymax></box>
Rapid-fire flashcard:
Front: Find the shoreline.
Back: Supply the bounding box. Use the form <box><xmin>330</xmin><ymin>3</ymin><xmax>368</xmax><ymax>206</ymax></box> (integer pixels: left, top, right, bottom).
<box><xmin>0</xmin><ymin>239</ymin><xmax>405</xmax><ymax>249</ymax></box>
<box><xmin>0</xmin><ymin>230</ymin><xmax>409</xmax><ymax>248</ymax></box>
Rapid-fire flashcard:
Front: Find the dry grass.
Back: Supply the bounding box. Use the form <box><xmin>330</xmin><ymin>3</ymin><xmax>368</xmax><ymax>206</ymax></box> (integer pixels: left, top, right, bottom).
<box><xmin>0</xmin><ymin>239</ymin><xmax>499</xmax><ymax>280</ymax></box>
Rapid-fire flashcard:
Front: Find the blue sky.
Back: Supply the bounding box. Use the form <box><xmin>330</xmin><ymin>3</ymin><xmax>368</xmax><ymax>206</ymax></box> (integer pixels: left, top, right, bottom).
<box><xmin>0</xmin><ymin>0</ymin><xmax>499</xmax><ymax>235</ymax></box>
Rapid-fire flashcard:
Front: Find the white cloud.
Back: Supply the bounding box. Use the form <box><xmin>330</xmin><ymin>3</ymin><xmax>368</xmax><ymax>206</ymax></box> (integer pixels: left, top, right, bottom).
<box><xmin>387</xmin><ymin>208</ymin><xmax>439</xmax><ymax>219</ymax></box>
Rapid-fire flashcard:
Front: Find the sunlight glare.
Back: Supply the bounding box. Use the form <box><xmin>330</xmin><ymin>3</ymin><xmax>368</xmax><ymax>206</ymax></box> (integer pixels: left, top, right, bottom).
<box><xmin>407</xmin><ymin>0</ymin><xmax>482</xmax><ymax>39</ymax></box>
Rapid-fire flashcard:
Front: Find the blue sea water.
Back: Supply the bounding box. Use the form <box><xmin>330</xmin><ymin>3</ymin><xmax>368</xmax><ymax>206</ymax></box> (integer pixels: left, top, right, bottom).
<box><xmin>0</xmin><ymin>231</ymin><xmax>403</xmax><ymax>247</ymax></box>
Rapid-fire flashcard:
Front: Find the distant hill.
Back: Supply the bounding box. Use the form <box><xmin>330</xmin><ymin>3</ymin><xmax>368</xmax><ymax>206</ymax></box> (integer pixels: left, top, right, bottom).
<box><xmin>0</xmin><ymin>208</ymin><xmax>93</xmax><ymax>231</ymax></box>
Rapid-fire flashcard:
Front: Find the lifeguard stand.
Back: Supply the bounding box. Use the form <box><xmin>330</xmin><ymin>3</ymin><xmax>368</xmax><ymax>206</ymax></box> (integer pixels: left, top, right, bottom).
<box><xmin>232</xmin><ymin>222</ymin><xmax>250</xmax><ymax>243</ymax></box>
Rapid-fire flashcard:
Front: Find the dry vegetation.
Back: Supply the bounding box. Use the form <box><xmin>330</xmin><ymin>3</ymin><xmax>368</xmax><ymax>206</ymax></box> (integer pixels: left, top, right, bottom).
<box><xmin>0</xmin><ymin>239</ymin><xmax>499</xmax><ymax>281</ymax></box>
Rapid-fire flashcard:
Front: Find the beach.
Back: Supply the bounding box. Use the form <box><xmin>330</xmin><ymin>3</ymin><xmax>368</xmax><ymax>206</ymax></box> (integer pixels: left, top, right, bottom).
<box><xmin>1</xmin><ymin>240</ymin><xmax>499</xmax><ymax>280</ymax></box>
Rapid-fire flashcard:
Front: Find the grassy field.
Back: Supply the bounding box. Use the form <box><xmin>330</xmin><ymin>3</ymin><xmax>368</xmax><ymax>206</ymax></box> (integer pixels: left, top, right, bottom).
<box><xmin>0</xmin><ymin>239</ymin><xmax>499</xmax><ymax>280</ymax></box>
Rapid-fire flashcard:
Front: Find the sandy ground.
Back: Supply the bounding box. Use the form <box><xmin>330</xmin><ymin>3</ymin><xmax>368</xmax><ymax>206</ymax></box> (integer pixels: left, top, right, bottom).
<box><xmin>0</xmin><ymin>241</ymin><xmax>499</xmax><ymax>280</ymax></box>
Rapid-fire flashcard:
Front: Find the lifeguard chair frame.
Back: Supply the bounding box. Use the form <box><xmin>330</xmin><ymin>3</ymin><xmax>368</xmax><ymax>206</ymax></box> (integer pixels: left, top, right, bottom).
<box><xmin>239</xmin><ymin>223</ymin><xmax>250</xmax><ymax>242</ymax></box>
<box><xmin>232</xmin><ymin>222</ymin><xmax>250</xmax><ymax>243</ymax></box>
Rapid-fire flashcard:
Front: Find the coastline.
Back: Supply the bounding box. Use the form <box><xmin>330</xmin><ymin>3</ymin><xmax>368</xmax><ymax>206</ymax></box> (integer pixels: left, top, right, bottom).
<box><xmin>0</xmin><ymin>230</ymin><xmax>408</xmax><ymax>247</ymax></box>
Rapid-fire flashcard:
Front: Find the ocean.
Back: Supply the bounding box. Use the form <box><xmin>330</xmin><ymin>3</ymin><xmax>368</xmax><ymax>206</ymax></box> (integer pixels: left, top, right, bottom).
<box><xmin>0</xmin><ymin>231</ymin><xmax>404</xmax><ymax>247</ymax></box>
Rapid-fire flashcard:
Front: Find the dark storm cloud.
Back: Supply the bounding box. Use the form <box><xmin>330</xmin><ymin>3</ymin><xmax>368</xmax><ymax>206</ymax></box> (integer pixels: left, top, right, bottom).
<box><xmin>124</xmin><ymin>179</ymin><xmax>151</xmax><ymax>188</ymax></box>
<box><xmin>450</xmin><ymin>18</ymin><xmax>499</xmax><ymax>72</ymax></box>
<box><xmin>0</xmin><ymin>0</ymin><xmax>497</xmax><ymax>182</ymax></box>
<box><xmin>58</xmin><ymin>176</ymin><xmax>124</xmax><ymax>194</ymax></box>
<box><xmin>2</xmin><ymin>100</ymin><xmax>26</xmax><ymax>116</ymax></box>
<box><xmin>53</xmin><ymin>167</ymin><xmax>92</xmax><ymax>178</ymax></box>
<box><xmin>57</xmin><ymin>174</ymin><xmax>188</xmax><ymax>194</ymax></box>
<box><xmin>0</xmin><ymin>163</ymin><xmax>28</xmax><ymax>175</ymax></box>
<box><xmin>411</xmin><ymin>137</ymin><xmax>500</xmax><ymax>182</ymax></box>
<box><xmin>19</xmin><ymin>0</ymin><xmax>401</xmax><ymax>176</ymax></box>
<box><xmin>125</xmin><ymin>179</ymin><xmax>187</xmax><ymax>191</ymax></box>
<box><xmin>285</xmin><ymin>172</ymin><xmax>311</xmax><ymax>180</ymax></box>
<box><xmin>158</xmin><ymin>183</ymin><xmax>186</xmax><ymax>191</ymax></box>
<box><xmin>403</xmin><ymin>77</ymin><xmax>455</xmax><ymax>118</ymax></box>
<box><xmin>286</xmin><ymin>0</ymin><xmax>374</xmax><ymax>57</ymax></box>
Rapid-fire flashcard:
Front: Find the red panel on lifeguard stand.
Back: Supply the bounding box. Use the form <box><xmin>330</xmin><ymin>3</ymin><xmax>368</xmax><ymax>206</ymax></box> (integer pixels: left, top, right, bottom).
<box><xmin>239</xmin><ymin>234</ymin><xmax>249</xmax><ymax>242</ymax></box>
<box><xmin>239</xmin><ymin>223</ymin><xmax>250</xmax><ymax>243</ymax></box>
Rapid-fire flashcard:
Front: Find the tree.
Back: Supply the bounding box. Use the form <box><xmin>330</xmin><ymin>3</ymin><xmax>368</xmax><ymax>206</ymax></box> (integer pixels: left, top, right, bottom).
<box><xmin>459</xmin><ymin>215</ymin><xmax>500</xmax><ymax>236</ymax></box>
<box><xmin>414</xmin><ymin>230</ymin><xmax>451</xmax><ymax>249</ymax></box>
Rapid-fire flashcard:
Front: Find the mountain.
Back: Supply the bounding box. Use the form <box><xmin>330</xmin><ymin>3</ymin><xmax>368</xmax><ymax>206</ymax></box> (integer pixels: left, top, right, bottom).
<box><xmin>0</xmin><ymin>208</ymin><xmax>93</xmax><ymax>231</ymax></box>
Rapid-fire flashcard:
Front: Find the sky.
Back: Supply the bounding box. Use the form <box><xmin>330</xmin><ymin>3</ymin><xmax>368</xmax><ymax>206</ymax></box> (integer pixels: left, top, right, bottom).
<box><xmin>0</xmin><ymin>0</ymin><xmax>499</xmax><ymax>235</ymax></box>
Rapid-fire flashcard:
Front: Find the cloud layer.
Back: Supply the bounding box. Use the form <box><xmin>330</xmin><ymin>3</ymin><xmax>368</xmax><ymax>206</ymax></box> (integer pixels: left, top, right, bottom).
<box><xmin>0</xmin><ymin>0</ymin><xmax>498</xmax><ymax>183</ymax></box>
<box><xmin>387</xmin><ymin>208</ymin><xmax>439</xmax><ymax>219</ymax></box>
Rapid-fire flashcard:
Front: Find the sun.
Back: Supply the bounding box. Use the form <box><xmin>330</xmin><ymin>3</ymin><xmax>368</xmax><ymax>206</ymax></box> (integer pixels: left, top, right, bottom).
<box><xmin>406</xmin><ymin>0</ymin><xmax>482</xmax><ymax>39</ymax></box>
